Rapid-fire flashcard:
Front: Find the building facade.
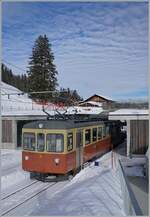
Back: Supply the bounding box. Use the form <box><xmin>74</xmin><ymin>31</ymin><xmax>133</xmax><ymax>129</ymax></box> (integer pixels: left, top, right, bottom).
<box><xmin>109</xmin><ymin>109</ymin><xmax>149</xmax><ymax>156</ymax></box>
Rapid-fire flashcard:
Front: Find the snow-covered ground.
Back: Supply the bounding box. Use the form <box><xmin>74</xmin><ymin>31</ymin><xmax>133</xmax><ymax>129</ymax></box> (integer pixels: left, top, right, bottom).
<box><xmin>1</xmin><ymin>149</ymin><xmax>30</xmax><ymax>191</ymax></box>
<box><xmin>1</xmin><ymin>148</ymin><xmax>126</xmax><ymax>216</ymax></box>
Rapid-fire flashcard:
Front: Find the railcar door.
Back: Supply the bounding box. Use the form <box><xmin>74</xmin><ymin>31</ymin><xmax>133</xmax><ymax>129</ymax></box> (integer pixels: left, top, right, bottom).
<box><xmin>76</xmin><ymin>129</ymin><xmax>83</xmax><ymax>169</ymax></box>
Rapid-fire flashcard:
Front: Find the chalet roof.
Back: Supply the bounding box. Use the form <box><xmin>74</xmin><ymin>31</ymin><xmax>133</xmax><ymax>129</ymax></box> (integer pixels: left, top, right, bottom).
<box><xmin>82</xmin><ymin>94</ymin><xmax>113</xmax><ymax>103</ymax></box>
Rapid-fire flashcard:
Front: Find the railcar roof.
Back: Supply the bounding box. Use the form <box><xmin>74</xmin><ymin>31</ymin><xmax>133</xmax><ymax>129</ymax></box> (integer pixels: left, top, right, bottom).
<box><xmin>23</xmin><ymin>119</ymin><xmax>105</xmax><ymax>130</ymax></box>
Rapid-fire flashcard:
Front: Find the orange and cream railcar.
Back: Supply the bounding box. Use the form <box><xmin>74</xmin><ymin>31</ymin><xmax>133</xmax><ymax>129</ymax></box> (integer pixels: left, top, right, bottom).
<box><xmin>22</xmin><ymin>119</ymin><xmax>112</xmax><ymax>180</ymax></box>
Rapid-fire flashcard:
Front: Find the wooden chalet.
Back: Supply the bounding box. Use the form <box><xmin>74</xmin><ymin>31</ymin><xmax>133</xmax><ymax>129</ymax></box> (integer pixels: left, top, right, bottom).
<box><xmin>79</xmin><ymin>94</ymin><xmax>114</xmax><ymax>109</ymax></box>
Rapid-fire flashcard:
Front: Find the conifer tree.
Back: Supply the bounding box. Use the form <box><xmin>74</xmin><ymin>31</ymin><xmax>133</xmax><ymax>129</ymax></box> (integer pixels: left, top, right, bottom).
<box><xmin>27</xmin><ymin>34</ymin><xmax>58</xmax><ymax>102</ymax></box>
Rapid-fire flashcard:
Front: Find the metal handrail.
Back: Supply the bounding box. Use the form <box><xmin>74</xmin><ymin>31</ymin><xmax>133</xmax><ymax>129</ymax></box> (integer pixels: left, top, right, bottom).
<box><xmin>118</xmin><ymin>159</ymin><xmax>143</xmax><ymax>215</ymax></box>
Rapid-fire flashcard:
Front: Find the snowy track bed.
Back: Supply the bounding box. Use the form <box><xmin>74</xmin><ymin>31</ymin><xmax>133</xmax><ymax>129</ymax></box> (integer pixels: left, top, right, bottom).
<box><xmin>2</xmin><ymin>181</ymin><xmax>56</xmax><ymax>215</ymax></box>
<box><xmin>2</xmin><ymin>181</ymin><xmax>69</xmax><ymax>216</ymax></box>
<box><xmin>1</xmin><ymin>148</ymin><xmax>69</xmax><ymax>216</ymax></box>
<box><xmin>2</xmin><ymin>180</ymin><xmax>39</xmax><ymax>200</ymax></box>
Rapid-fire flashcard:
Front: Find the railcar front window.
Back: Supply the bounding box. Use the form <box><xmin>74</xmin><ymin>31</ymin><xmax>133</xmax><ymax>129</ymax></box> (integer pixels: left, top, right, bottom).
<box><xmin>23</xmin><ymin>133</ymin><xmax>35</xmax><ymax>151</ymax></box>
<box><xmin>85</xmin><ymin>129</ymin><xmax>91</xmax><ymax>145</ymax></box>
<box><xmin>37</xmin><ymin>133</ymin><xmax>45</xmax><ymax>152</ymax></box>
<box><xmin>56</xmin><ymin>135</ymin><xmax>64</xmax><ymax>152</ymax></box>
<box><xmin>46</xmin><ymin>134</ymin><xmax>64</xmax><ymax>152</ymax></box>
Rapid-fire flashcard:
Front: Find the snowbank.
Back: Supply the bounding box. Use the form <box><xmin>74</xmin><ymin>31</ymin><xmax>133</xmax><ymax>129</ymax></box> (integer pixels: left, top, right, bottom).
<box><xmin>2</xmin><ymin>170</ymin><xmax>29</xmax><ymax>190</ymax></box>
<box><xmin>1</xmin><ymin>149</ymin><xmax>29</xmax><ymax>190</ymax></box>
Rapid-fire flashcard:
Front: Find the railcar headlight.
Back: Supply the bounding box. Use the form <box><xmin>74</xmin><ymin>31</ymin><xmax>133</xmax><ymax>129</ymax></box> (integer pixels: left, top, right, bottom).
<box><xmin>54</xmin><ymin>158</ymin><xmax>60</xmax><ymax>165</ymax></box>
<box><xmin>25</xmin><ymin>156</ymin><xmax>29</xmax><ymax>160</ymax></box>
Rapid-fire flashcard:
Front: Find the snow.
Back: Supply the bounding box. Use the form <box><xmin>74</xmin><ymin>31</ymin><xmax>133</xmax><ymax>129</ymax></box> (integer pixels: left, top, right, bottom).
<box><xmin>119</xmin><ymin>156</ymin><xmax>147</xmax><ymax>177</ymax></box>
<box><xmin>1</xmin><ymin>82</ymin><xmax>43</xmax><ymax>112</ymax></box>
<box><xmin>123</xmin><ymin>165</ymin><xmax>144</xmax><ymax>177</ymax></box>
<box><xmin>2</xmin><ymin>170</ymin><xmax>29</xmax><ymax>190</ymax></box>
<box><xmin>96</xmin><ymin>94</ymin><xmax>113</xmax><ymax>101</ymax></box>
<box><xmin>2</xmin><ymin>110</ymin><xmax>48</xmax><ymax>117</ymax></box>
<box><xmin>79</xmin><ymin>101</ymin><xmax>103</xmax><ymax>107</ymax></box>
<box><xmin>1</xmin><ymin>149</ymin><xmax>29</xmax><ymax>190</ymax></box>
<box><xmin>109</xmin><ymin>109</ymin><xmax>149</xmax><ymax>116</ymax></box>
<box><xmin>120</xmin><ymin>157</ymin><xmax>146</xmax><ymax>167</ymax></box>
<box><xmin>109</xmin><ymin>109</ymin><xmax>149</xmax><ymax>120</ymax></box>
<box><xmin>2</xmin><ymin>149</ymin><xmax>21</xmax><ymax>168</ymax></box>
<box><xmin>66</xmin><ymin>106</ymin><xmax>103</xmax><ymax>115</ymax></box>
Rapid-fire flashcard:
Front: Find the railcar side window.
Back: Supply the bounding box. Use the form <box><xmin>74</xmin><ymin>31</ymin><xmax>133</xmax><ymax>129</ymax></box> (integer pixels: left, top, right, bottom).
<box><xmin>46</xmin><ymin>134</ymin><xmax>64</xmax><ymax>152</ymax></box>
<box><xmin>67</xmin><ymin>133</ymin><xmax>73</xmax><ymax>151</ymax></box>
<box><xmin>85</xmin><ymin>129</ymin><xmax>91</xmax><ymax>145</ymax></box>
<box><xmin>98</xmin><ymin>127</ymin><xmax>102</xmax><ymax>140</ymax></box>
<box><xmin>76</xmin><ymin>130</ymin><xmax>83</xmax><ymax>147</ymax></box>
<box><xmin>103</xmin><ymin>126</ymin><xmax>106</xmax><ymax>138</ymax></box>
<box><xmin>92</xmin><ymin>128</ymin><xmax>97</xmax><ymax>142</ymax></box>
<box><xmin>23</xmin><ymin>133</ymin><xmax>35</xmax><ymax>151</ymax></box>
<box><xmin>106</xmin><ymin>126</ymin><xmax>109</xmax><ymax>136</ymax></box>
<box><xmin>37</xmin><ymin>133</ymin><xmax>45</xmax><ymax>152</ymax></box>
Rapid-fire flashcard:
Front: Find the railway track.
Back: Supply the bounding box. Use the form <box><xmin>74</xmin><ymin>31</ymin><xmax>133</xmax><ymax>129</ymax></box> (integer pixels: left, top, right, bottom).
<box><xmin>2</xmin><ymin>180</ymin><xmax>39</xmax><ymax>200</ymax></box>
<box><xmin>2</xmin><ymin>181</ymin><xmax>57</xmax><ymax>216</ymax></box>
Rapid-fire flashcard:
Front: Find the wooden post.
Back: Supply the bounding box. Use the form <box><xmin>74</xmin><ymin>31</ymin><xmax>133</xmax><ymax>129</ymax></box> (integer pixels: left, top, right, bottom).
<box><xmin>111</xmin><ymin>143</ymin><xmax>113</xmax><ymax>169</ymax></box>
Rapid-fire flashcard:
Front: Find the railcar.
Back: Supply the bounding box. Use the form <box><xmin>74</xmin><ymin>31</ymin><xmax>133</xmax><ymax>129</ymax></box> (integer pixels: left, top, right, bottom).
<box><xmin>22</xmin><ymin>119</ymin><xmax>119</xmax><ymax>181</ymax></box>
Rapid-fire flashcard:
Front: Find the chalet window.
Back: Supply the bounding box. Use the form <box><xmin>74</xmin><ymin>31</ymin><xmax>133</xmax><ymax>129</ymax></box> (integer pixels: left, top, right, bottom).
<box><xmin>85</xmin><ymin>129</ymin><xmax>91</xmax><ymax>145</ymax></box>
<box><xmin>23</xmin><ymin>133</ymin><xmax>35</xmax><ymax>151</ymax></box>
<box><xmin>46</xmin><ymin>134</ymin><xmax>64</xmax><ymax>152</ymax></box>
<box><xmin>98</xmin><ymin>127</ymin><xmax>102</xmax><ymax>140</ymax></box>
<box><xmin>37</xmin><ymin>133</ymin><xmax>45</xmax><ymax>152</ymax></box>
<box><xmin>92</xmin><ymin>128</ymin><xmax>97</xmax><ymax>142</ymax></box>
<box><xmin>67</xmin><ymin>133</ymin><xmax>73</xmax><ymax>151</ymax></box>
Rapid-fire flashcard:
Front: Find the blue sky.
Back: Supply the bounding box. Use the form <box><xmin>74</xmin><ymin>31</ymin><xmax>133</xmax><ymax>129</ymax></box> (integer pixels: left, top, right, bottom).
<box><xmin>2</xmin><ymin>2</ymin><xmax>148</xmax><ymax>100</ymax></box>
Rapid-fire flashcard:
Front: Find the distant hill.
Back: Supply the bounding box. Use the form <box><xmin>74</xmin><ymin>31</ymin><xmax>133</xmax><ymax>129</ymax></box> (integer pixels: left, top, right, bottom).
<box><xmin>2</xmin><ymin>63</ymin><xmax>28</xmax><ymax>92</ymax></box>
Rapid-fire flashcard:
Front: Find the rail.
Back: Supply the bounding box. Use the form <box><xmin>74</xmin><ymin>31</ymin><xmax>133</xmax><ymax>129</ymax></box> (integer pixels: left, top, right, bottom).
<box><xmin>2</xmin><ymin>180</ymin><xmax>39</xmax><ymax>200</ymax></box>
